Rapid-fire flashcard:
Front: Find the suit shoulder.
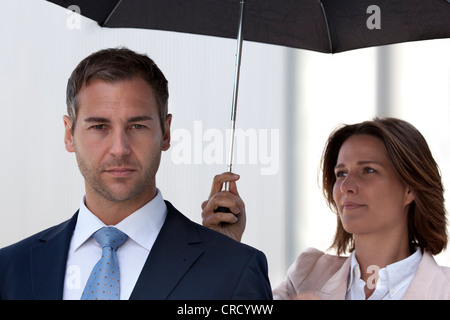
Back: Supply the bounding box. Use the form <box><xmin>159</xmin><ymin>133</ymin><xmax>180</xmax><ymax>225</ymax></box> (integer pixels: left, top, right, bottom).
<box><xmin>185</xmin><ymin>209</ymin><xmax>264</xmax><ymax>254</ymax></box>
<box><xmin>164</xmin><ymin>200</ymin><xmax>265</xmax><ymax>256</ymax></box>
<box><xmin>291</xmin><ymin>247</ymin><xmax>347</xmax><ymax>276</ymax></box>
<box><xmin>170</xmin><ymin>209</ymin><xmax>272</xmax><ymax>299</ymax></box>
<box><xmin>439</xmin><ymin>265</ymin><xmax>450</xmax><ymax>278</ymax></box>
<box><xmin>194</xmin><ymin>220</ymin><xmax>263</xmax><ymax>254</ymax></box>
<box><xmin>0</xmin><ymin>215</ymin><xmax>76</xmax><ymax>259</ymax></box>
<box><xmin>298</xmin><ymin>247</ymin><xmax>346</xmax><ymax>267</ymax></box>
<box><xmin>273</xmin><ymin>247</ymin><xmax>347</xmax><ymax>299</ymax></box>
<box><xmin>435</xmin><ymin>261</ymin><xmax>450</xmax><ymax>287</ymax></box>
<box><xmin>437</xmin><ymin>266</ymin><xmax>450</xmax><ymax>298</ymax></box>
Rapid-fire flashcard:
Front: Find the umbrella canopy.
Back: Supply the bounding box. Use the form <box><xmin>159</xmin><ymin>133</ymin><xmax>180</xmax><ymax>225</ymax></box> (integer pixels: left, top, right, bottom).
<box><xmin>49</xmin><ymin>0</ymin><xmax>450</xmax><ymax>53</ymax></box>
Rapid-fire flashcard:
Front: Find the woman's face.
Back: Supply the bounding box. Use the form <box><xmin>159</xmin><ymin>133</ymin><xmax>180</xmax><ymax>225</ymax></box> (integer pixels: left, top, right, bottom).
<box><xmin>332</xmin><ymin>134</ymin><xmax>414</xmax><ymax>238</ymax></box>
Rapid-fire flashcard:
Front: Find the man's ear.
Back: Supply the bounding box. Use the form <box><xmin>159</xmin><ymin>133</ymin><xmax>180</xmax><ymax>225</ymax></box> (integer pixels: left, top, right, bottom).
<box><xmin>63</xmin><ymin>115</ymin><xmax>75</xmax><ymax>153</ymax></box>
<box><xmin>161</xmin><ymin>114</ymin><xmax>172</xmax><ymax>151</ymax></box>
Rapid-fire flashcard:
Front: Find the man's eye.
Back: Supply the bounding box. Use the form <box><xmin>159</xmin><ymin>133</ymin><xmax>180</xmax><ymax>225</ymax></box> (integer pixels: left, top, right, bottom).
<box><xmin>131</xmin><ymin>124</ymin><xmax>145</xmax><ymax>130</ymax></box>
<box><xmin>93</xmin><ymin>124</ymin><xmax>106</xmax><ymax>130</ymax></box>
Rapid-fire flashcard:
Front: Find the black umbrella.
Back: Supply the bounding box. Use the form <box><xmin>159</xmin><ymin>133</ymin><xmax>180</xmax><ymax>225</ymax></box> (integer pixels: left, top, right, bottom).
<box><xmin>47</xmin><ymin>0</ymin><xmax>450</xmax><ymax>207</ymax></box>
<box><xmin>50</xmin><ymin>0</ymin><xmax>450</xmax><ymax>53</ymax></box>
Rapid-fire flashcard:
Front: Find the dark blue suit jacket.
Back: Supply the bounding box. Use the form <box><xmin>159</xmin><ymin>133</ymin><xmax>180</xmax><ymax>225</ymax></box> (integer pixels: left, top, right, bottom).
<box><xmin>0</xmin><ymin>201</ymin><xmax>272</xmax><ymax>300</ymax></box>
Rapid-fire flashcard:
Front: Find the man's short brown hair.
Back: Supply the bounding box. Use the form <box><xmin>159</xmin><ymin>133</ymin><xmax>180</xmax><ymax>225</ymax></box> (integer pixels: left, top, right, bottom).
<box><xmin>66</xmin><ymin>47</ymin><xmax>169</xmax><ymax>133</ymax></box>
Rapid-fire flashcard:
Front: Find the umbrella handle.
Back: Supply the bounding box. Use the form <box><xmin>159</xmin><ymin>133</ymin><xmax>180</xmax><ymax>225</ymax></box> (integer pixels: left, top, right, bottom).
<box><xmin>216</xmin><ymin>0</ymin><xmax>245</xmax><ymax>214</ymax></box>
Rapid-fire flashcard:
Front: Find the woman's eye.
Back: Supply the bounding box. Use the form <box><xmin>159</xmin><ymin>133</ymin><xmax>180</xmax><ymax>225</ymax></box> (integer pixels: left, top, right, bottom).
<box><xmin>364</xmin><ymin>167</ymin><xmax>376</xmax><ymax>174</ymax></box>
<box><xmin>335</xmin><ymin>171</ymin><xmax>347</xmax><ymax>178</ymax></box>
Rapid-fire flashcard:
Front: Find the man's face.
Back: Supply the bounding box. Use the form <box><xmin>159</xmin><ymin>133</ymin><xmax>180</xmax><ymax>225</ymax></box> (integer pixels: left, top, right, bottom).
<box><xmin>64</xmin><ymin>77</ymin><xmax>171</xmax><ymax>204</ymax></box>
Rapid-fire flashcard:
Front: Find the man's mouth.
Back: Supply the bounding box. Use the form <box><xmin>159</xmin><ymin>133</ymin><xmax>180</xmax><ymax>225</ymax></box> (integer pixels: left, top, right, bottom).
<box><xmin>104</xmin><ymin>167</ymin><xmax>136</xmax><ymax>177</ymax></box>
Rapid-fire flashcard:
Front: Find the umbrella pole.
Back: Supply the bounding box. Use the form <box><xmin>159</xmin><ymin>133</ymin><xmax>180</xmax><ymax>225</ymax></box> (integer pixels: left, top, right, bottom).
<box><xmin>225</xmin><ymin>0</ymin><xmax>245</xmax><ymax>190</ymax></box>
<box><xmin>216</xmin><ymin>0</ymin><xmax>245</xmax><ymax>213</ymax></box>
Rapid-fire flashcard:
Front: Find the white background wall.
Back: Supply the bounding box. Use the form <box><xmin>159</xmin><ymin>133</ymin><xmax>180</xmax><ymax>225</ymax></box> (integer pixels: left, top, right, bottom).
<box><xmin>1</xmin><ymin>0</ymin><xmax>449</xmax><ymax>287</ymax></box>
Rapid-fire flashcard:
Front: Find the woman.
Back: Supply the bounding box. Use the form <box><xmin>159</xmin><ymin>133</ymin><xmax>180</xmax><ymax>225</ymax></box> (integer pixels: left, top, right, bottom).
<box><xmin>202</xmin><ymin>117</ymin><xmax>450</xmax><ymax>299</ymax></box>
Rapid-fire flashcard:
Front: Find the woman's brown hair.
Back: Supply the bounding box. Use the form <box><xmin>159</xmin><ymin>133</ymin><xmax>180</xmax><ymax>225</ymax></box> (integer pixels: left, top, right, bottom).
<box><xmin>321</xmin><ymin>117</ymin><xmax>447</xmax><ymax>256</ymax></box>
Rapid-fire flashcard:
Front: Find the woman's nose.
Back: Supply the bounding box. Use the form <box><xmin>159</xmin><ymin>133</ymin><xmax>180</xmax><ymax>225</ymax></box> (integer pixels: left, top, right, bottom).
<box><xmin>340</xmin><ymin>174</ymin><xmax>358</xmax><ymax>194</ymax></box>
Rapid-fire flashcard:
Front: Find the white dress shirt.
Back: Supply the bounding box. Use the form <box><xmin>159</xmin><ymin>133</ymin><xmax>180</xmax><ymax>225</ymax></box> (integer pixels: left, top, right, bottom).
<box><xmin>63</xmin><ymin>189</ymin><xmax>167</xmax><ymax>300</ymax></box>
<box><xmin>346</xmin><ymin>247</ymin><xmax>422</xmax><ymax>300</ymax></box>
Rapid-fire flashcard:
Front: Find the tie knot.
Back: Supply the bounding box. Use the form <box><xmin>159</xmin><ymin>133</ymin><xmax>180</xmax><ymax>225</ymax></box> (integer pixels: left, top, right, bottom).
<box><xmin>93</xmin><ymin>227</ymin><xmax>128</xmax><ymax>250</ymax></box>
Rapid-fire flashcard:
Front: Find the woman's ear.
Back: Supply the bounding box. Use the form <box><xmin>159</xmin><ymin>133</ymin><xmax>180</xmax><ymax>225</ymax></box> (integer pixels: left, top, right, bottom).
<box><xmin>63</xmin><ymin>115</ymin><xmax>75</xmax><ymax>153</ymax></box>
<box><xmin>404</xmin><ymin>188</ymin><xmax>415</xmax><ymax>207</ymax></box>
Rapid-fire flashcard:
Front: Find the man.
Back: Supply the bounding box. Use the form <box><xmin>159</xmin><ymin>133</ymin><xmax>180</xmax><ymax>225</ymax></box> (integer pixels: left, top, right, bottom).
<box><xmin>0</xmin><ymin>47</ymin><xmax>272</xmax><ymax>300</ymax></box>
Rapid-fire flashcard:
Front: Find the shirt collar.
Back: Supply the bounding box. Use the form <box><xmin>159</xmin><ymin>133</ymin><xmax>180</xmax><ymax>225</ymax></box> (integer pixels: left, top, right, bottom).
<box><xmin>347</xmin><ymin>247</ymin><xmax>423</xmax><ymax>297</ymax></box>
<box><xmin>72</xmin><ymin>189</ymin><xmax>167</xmax><ymax>252</ymax></box>
<box><xmin>347</xmin><ymin>251</ymin><xmax>360</xmax><ymax>293</ymax></box>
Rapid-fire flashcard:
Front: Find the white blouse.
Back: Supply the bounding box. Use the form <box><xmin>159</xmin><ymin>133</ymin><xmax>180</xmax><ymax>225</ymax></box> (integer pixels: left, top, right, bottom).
<box><xmin>346</xmin><ymin>247</ymin><xmax>422</xmax><ymax>300</ymax></box>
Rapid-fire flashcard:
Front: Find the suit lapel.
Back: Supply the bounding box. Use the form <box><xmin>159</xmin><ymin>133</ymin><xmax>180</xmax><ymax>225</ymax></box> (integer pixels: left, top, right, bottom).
<box><xmin>129</xmin><ymin>202</ymin><xmax>203</xmax><ymax>300</ymax></box>
<box><xmin>402</xmin><ymin>250</ymin><xmax>435</xmax><ymax>300</ymax></box>
<box><xmin>30</xmin><ymin>213</ymin><xmax>78</xmax><ymax>299</ymax></box>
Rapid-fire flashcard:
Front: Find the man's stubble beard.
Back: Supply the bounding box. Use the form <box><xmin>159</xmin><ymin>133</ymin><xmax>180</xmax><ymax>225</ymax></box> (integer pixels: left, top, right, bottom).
<box><xmin>74</xmin><ymin>142</ymin><xmax>161</xmax><ymax>203</ymax></box>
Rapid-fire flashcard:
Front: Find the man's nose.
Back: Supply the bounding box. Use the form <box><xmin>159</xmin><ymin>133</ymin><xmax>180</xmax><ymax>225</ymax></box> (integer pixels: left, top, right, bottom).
<box><xmin>109</xmin><ymin>129</ymin><xmax>131</xmax><ymax>157</ymax></box>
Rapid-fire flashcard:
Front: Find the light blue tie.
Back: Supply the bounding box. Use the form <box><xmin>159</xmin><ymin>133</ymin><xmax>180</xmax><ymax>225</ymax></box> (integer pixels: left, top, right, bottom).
<box><xmin>81</xmin><ymin>227</ymin><xmax>128</xmax><ymax>300</ymax></box>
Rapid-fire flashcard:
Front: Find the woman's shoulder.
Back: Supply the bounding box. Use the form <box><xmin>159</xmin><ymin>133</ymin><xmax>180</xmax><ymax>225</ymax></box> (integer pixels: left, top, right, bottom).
<box><xmin>290</xmin><ymin>247</ymin><xmax>348</xmax><ymax>275</ymax></box>
<box><xmin>404</xmin><ymin>250</ymin><xmax>450</xmax><ymax>299</ymax></box>
<box><xmin>273</xmin><ymin>247</ymin><xmax>349</xmax><ymax>299</ymax></box>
